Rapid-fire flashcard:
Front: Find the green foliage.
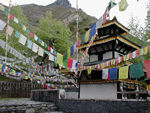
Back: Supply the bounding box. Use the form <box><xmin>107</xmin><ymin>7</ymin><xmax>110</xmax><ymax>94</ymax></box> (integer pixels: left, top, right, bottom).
<box><xmin>35</xmin><ymin>11</ymin><xmax>72</xmax><ymax>53</ymax></box>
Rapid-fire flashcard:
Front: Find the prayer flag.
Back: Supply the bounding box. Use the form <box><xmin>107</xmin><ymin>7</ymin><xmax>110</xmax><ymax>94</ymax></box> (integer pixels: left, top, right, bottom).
<box><xmin>49</xmin><ymin>53</ymin><xmax>54</xmax><ymax>61</ymax></box>
<box><xmin>102</xmin><ymin>69</ymin><xmax>109</xmax><ymax>79</ymax></box>
<box><xmin>57</xmin><ymin>53</ymin><xmax>63</xmax><ymax>66</ymax></box>
<box><xmin>44</xmin><ymin>43</ymin><xmax>48</xmax><ymax>49</ymax></box>
<box><xmin>81</xmin><ymin>35</ymin><xmax>85</xmax><ymax>44</ymax></box>
<box><xmin>119</xmin><ymin>0</ymin><xmax>128</xmax><ymax>11</ymax></box>
<box><xmin>41</xmin><ymin>41</ymin><xmax>44</xmax><ymax>46</ymax></box>
<box><xmin>90</xmin><ymin>23</ymin><xmax>96</xmax><ymax>39</ymax></box>
<box><xmin>136</xmin><ymin>50</ymin><xmax>140</xmax><ymax>56</ymax></box>
<box><xmin>96</xmin><ymin>17</ymin><xmax>103</xmax><ymax>29</ymax></box>
<box><xmin>84</xmin><ymin>29</ymin><xmax>90</xmax><ymax>43</ymax></box>
<box><xmin>32</xmin><ymin>43</ymin><xmax>38</xmax><ymax>53</ymax></box>
<box><xmin>0</xmin><ymin>4</ymin><xmax>5</xmax><ymax>11</ymax></box>
<box><xmin>34</xmin><ymin>34</ymin><xmax>38</xmax><ymax>41</ymax></box>
<box><xmin>38</xmin><ymin>38</ymin><xmax>42</xmax><ymax>44</ymax></box>
<box><xmin>14</xmin><ymin>17</ymin><xmax>19</xmax><ymax>23</ymax></box>
<box><xmin>119</xmin><ymin>66</ymin><xmax>129</xmax><ymax>79</ymax></box>
<box><xmin>68</xmin><ymin>58</ymin><xmax>73</xmax><ymax>69</ymax></box>
<box><xmin>77</xmin><ymin>38</ymin><xmax>81</xmax><ymax>47</ymax></box>
<box><xmin>71</xmin><ymin>46</ymin><xmax>74</xmax><ymax>56</ymax></box>
<box><xmin>22</xmin><ymin>25</ymin><xmax>26</xmax><ymax>31</ymax></box>
<box><xmin>27</xmin><ymin>39</ymin><xmax>33</xmax><ymax>49</ymax></box>
<box><xmin>48</xmin><ymin>46</ymin><xmax>51</xmax><ymax>51</ymax></box>
<box><xmin>103</xmin><ymin>8</ymin><xmax>108</xmax><ymax>24</ymax></box>
<box><xmin>30</xmin><ymin>31</ymin><xmax>34</xmax><ymax>37</ymax></box>
<box><xmin>144</xmin><ymin>60</ymin><xmax>150</xmax><ymax>78</ymax></box>
<box><xmin>67</xmin><ymin>48</ymin><xmax>71</xmax><ymax>58</ymax></box>
<box><xmin>15</xmin><ymin>31</ymin><xmax>20</xmax><ymax>38</ymax></box>
<box><xmin>9</xmin><ymin>13</ymin><xmax>14</xmax><ymax>20</ymax></box>
<box><xmin>130</xmin><ymin>63</ymin><xmax>144</xmax><ymax>79</ymax></box>
<box><xmin>19</xmin><ymin>34</ymin><xmax>27</xmax><ymax>45</ymax></box>
<box><xmin>4</xmin><ymin>8</ymin><xmax>9</xmax><ymax>16</ymax></box>
<box><xmin>38</xmin><ymin>47</ymin><xmax>44</xmax><ymax>56</ymax></box>
<box><xmin>0</xmin><ymin>19</ymin><xmax>6</xmax><ymax>31</ymax></box>
<box><xmin>87</xmin><ymin>66</ymin><xmax>92</xmax><ymax>75</ymax></box>
<box><xmin>109</xmin><ymin>68</ymin><xmax>118</xmax><ymax>80</ymax></box>
<box><xmin>26</xmin><ymin>29</ymin><xmax>30</xmax><ymax>35</ymax></box>
<box><xmin>6</xmin><ymin>25</ymin><xmax>14</xmax><ymax>36</ymax></box>
<box><xmin>144</xmin><ymin>46</ymin><xmax>148</xmax><ymax>55</ymax></box>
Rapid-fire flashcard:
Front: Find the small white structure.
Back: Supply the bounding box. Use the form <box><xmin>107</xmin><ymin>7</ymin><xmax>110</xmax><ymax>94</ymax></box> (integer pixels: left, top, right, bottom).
<box><xmin>80</xmin><ymin>83</ymin><xmax>117</xmax><ymax>100</ymax></box>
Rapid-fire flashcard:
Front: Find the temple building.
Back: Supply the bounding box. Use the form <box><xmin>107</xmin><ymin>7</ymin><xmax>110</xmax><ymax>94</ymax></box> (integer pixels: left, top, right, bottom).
<box><xmin>78</xmin><ymin>18</ymin><xmax>147</xmax><ymax>100</ymax></box>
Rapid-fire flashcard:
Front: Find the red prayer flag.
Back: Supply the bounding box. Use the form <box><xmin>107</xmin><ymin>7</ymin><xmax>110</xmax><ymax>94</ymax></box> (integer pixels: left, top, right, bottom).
<box><xmin>77</xmin><ymin>38</ymin><xmax>81</xmax><ymax>47</ymax></box>
<box><xmin>121</xmin><ymin>56</ymin><xmax>124</xmax><ymax>62</ymax></box>
<box><xmin>30</xmin><ymin>31</ymin><xmax>34</xmax><ymax>37</ymax></box>
<box><xmin>47</xmin><ymin>46</ymin><xmax>51</xmax><ymax>51</ymax></box>
<box><xmin>144</xmin><ymin>60</ymin><xmax>150</xmax><ymax>78</ymax></box>
<box><xmin>103</xmin><ymin>8</ymin><xmax>107</xmax><ymax>24</ymax></box>
<box><xmin>129</xmin><ymin>53</ymin><xmax>133</xmax><ymax>59</ymax></box>
<box><xmin>9</xmin><ymin>13</ymin><xmax>14</xmax><ymax>20</ymax></box>
<box><xmin>136</xmin><ymin>50</ymin><xmax>140</xmax><ymax>56</ymax></box>
<box><xmin>68</xmin><ymin>58</ymin><xmax>73</xmax><ymax>69</ymax></box>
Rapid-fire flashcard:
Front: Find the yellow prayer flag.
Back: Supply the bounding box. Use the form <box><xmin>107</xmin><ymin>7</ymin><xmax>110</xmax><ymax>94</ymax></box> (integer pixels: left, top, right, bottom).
<box><xmin>41</xmin><ymin>41</ymin><xmax>44</xmax><ymax>46</ymax></box>
<box><xmin>23</xmin><ymin>25</ymin><xmax>26</xmax><ymax>31</ymax></box>
<box><xmin>87</xmin><ymin>66</ymin><xmax>91</xmax><ymax>74</ymax></box>
<box><xmin>67</xmin><ymin>48</ymin><xmax>70</xmax><ymax>58</ymax></box>
<box><xmin>126</xmin><ymin>54</ymin><xmax>130</xmax><ymax>60</ymax></box>
<box><xmin>25</xmin><ymin>76</ymin><xmax>28</xmax><ymax>80</ymax></box>
<box><xmin>140</xmin><ymin>48</ymin><xmax>144</xmax><ymax>55</ymax></box>
<box><xmin>0</xmin><ymin>64</ymin><xmax>3</xmax><ymax>69</ymax></box>
<box><xmin>144</xmin><ymin>46</ymin><xmax>148</xmax><ymax>55</ymax></box>
<box><xmin>84</xmin><ymin>29</ymin><xmax>90</xmax><ymax>43</ymax></box>
<box><xmin>57</xmin><ymin>53</ymin><xmax>63</xmax><ymax>66</ymax></box>
<box><xmin>119</xmin><ymin>66</ymin><xmax>129</xmax><ymax>79</ymax></box>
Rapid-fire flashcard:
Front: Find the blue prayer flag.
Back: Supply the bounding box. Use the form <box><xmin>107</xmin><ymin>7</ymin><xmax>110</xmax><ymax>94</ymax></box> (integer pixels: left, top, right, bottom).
<box><xmin>71</xmin><ymin>46</ymin><xmax>74</xmax><ymax>56</ymax></box>
<box><xmin>109</xmin><ymin>68</ymin><xmax>118</xmax><ymax>80</ymax></box>
<box><xmin>90</xmin><ymin>23</ymin><xmax>96</xmax><ymax>39</ymax></box>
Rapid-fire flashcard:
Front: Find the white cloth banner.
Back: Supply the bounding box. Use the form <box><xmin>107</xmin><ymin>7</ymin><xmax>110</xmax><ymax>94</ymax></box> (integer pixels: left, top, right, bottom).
<box><xmin>102</xmin><ymin>69</ymin><xmax>109</xmax><ymax>79</ymax></box>
<box><xmin>6</xmin><ymin>25</ymin><xmax>14</xmax><ymax>36</ymax></box>
<box><xmin>49</xmin><ymin>53</ymin><xmax>54</xmax><ymax>61</ymax></box>
<box><xmin>132</xmin><ymin>51</ymin><xmax>136</xmax><ymax>58</ymax></box>
<box><xmin>32</xmin><ymin>43</ymin><xmax>38</xmax><ymax>53</ymax></box>
<box><xmin>0</xmin><ymin>19</ymin><xmax>6</xmax><ymax>31</ymax></box>
<box><xmin>51</xmin><ymin>48</ymin><xmax>54</xmax><ymax>54</ymax></box>
<box><xmin>38</xmin><ymin>47</ymin><xmax>44</xmax><ymax>56</ymax></box>
<box><xmin>19</xmin><ymin>34</ymin><xmax>27</xmax><ymax>45</ymax></box>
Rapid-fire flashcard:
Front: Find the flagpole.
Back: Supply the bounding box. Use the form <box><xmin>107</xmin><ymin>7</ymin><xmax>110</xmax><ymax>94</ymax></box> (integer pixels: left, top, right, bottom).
<box><xmin>76</xmin><ymin>0</ymin><xmax>79</xmax><ymax>61</ymax></box>
<box><xmin>5</xmin><ymin>0</ymin><xmax>12</xmax><ymax>64</ymax></box>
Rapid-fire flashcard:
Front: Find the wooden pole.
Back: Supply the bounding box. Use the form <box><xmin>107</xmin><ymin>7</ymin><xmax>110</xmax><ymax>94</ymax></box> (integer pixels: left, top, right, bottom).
<box><xmin>76</xmin><ymin>0</ymin><xmax>79</xmax><ymax>61</ymax></box>
<box><xmin>5</xmin><ymin>0</ymin><xmax>12</xmax><ymax>64</ymax></box>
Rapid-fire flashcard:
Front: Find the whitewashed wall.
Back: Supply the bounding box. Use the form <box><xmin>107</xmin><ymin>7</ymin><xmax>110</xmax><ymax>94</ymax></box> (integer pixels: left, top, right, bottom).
<box><xmin>80</xmin><ymin>83</ymin><xmax>117</xmax><ymax>100</ymax></box>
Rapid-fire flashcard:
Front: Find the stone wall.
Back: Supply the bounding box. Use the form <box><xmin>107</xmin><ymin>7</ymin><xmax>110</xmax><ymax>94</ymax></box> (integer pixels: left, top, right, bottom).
<box><xmin>56</xmin><ymin>99</ymin><xmax>150</xmax><ymax>113</ymax></box>
<box><xmin>31</xmin><ymin>89</ymin><xmax>59</xmax><ymax>102</ymax></box>
<box><xmin>0</xmin><ymin>81</ymin><xmax>42</xmax><ymax>98</ymax></box>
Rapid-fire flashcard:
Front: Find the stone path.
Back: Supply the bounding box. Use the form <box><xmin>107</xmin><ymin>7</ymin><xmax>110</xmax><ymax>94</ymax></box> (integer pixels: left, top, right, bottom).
<box><xmin>0</xmin><ymin>98</ymin><xmax>64</xmax><ymax>113</ymax></box>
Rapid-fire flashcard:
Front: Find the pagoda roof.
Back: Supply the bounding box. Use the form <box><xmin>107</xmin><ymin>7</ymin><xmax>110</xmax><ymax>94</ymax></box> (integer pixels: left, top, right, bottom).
<box><xmin>78</xmin><ymin>18</ymin><xmax>141</xmax><ymax>50</ymax></box>
<box><xmin>78</xmin><ymin>36</ymin><xmax>141</xmax><ymax>50</ymax></box>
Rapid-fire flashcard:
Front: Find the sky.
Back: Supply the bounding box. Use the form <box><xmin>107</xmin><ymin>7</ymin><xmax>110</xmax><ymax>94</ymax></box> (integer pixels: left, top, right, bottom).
<box><xmin>0</xmin><ymin>0</ymin><xmax>149</xmax><ymax>27</ymax></box>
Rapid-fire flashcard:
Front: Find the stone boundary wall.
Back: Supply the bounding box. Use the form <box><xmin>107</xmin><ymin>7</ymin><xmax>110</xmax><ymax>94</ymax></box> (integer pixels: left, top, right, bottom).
<box><xmin>56</xmin><ymin>99</ymin><xmax>150</xmax><ymax>113</ymax></box>
<box><xmin>0</xmin><ymin>81</ymin><xmax>43</xmax><ymax>98</ymax></box>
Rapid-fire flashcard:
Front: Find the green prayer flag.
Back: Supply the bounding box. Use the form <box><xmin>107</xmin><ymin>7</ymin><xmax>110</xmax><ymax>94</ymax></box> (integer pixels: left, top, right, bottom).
<box><xmin>15</xmin><ymin>31</ymin><xmax>20</xmax><ymax>38</ymax></box>
<box><xmin>44</xmin><ymin>43</ymin><xmax>48</xmax><ymax>49</ymax></box>
<box><xmin>26</xmin><ymin>29</ymin><xmax>30</xmax><ymax>35</ymax></box>
<box><xmin>130</xmin><ymin>63</ymin><xmax>145</xmax><ymax>79</ymax></box>
<box><xmin>63</xmin><ymin>58</ymin><xmax>68</xmax><ymax>68</ymax></box>
<box><xmin>4</xmin><ymin>8</ymin><xmax>9</xmax><ymax>16</ymax></box>
<box><xmin>81</xmin><ymin>35</ymin><xmax>85</xmax><ymax>44</ymax></box>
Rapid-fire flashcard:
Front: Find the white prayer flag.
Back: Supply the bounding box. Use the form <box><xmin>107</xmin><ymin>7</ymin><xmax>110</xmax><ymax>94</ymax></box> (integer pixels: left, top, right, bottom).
<box><xmin>102</xmin><ymin>69</ymin><xmax>109</xmax><ymax>79</ymax></box>
<box><xmin>38</xmin><ymin>47</ymin><xmax>44</xmax><ymax>56</ymax></box>
<box><xmin>49</xmin><ymin>53</ymin><xmax>54</xmax><ymax>61</ymax></box>
<box><xmin>34</xmin><ymin>35</ymin><xmax>38</xmax><ymax>41</ymax></box>
<box><xmin>19</xmin><ymin>34</ymin><xmax>27</xmax><ymax>45</ymax></box>
<box><xmin>14</xmin><ymin>17</ymin><xmax>19</xmax><ymax>23</ymax></box>
<box><xmin>6</xmin><ymin>25</ymin><xmax>14</xmax><ymax>36</ymax></box>
<box><xmin>0</xmin><ymin>19</ymin><xmax>6</xmax><ymax>31</ymax></box>
<box><xmin>32</xmin><ymin>43</ymin><xmax>38</xmax><ymax>53</ymax></box>
<box><xmin>0</xmin><ymin>4</ymin><xmax>5</xmax><ymax>11</ymax></box>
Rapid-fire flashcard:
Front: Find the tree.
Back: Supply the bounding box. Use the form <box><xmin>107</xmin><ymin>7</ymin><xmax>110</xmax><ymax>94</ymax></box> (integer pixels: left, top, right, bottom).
<box><xmin>144</xmin><ymin>0</ymin><xmax>150</xmax><ymax>42</ymax></box>
<box><xmin>35</xmin><ymin>11</ymin><xmax>72</xmax><ymax>53</ymax></box>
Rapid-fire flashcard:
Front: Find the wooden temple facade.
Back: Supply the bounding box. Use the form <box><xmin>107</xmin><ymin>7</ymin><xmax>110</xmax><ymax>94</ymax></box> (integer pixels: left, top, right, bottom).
<box><xmin>78</xmin><ymin>18</ymin><xmax>147</xmax><ymax>100</ymax></box>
